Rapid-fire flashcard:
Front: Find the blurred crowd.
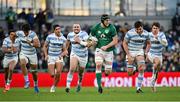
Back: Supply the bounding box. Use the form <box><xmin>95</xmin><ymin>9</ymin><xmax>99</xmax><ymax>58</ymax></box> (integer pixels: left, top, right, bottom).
<box><xmin>0</xmin><ymin>6</ymin><xmax>179</xmax><ymax>72</ymax></box>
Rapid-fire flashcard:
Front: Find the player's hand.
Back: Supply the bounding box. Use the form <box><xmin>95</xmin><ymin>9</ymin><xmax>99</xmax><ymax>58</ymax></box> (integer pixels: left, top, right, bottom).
<box><xmin>61</xmin><ymin>50</ymin><xmax>68</xmax><ymax>57</ymax></box>
<box><xmin>7</xmin><ymin>48</ymin><xmax>13</xmax><ymax>53</ymax></box>
<box><xmin>12</xmin><ymin>47</ymin><xmax>18</xmax><ymax>53</ymax></box>
<box><xmin>10</xmin><ymin>44</ymin><xmax>18</xmax><ymax>53</ymax></box>
<box><xmin>101</xmin><ymin>46</ymin><xmax>108</xmax><ymax>51</ymax></box>
<box><xmin>74</xmin><ymin>35</ymin><xmax>81</xmax><ymax>43</ymax></box>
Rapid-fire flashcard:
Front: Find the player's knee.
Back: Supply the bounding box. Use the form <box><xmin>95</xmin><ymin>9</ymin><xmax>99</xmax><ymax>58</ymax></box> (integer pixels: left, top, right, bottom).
<box><xmin>137</xmin><ymin>61</ymin><xmax>145</xmax><ymax>73</ymax></box>
<box><xmin>154</xmin><ymin>64</ymin><xmax>161</xmax><ymax>71</ymax></box>
<box><xmin>96</xmin><ymin>63</ymin><xmax>102</xmax><ymax>69</ymax></box>
<box><xmin>154</xmin><ymin>58</ymin><xmax>160</xmax><ymax>63</ymax></box>
<box><xmin>105</xmin><ymin>70</ymin><xmax>111</xmax><ymax>76</ymax></box>
<box><xmin>154</xmin><ymin>59</ymin><xmax>160</xmax><ymax>66</ymax></box>
<box><xmin>20</xmin><ymin>63</ymin><xmax>26</xmax><ymax>68</ymax></box>
<box><xmin>96</xmin><ymin>64</ymin><xmax>102</xmax><ymax>71</ymax></box>
<box><xmin>9</xmin><ymin>68</ymin><xmax>13</xmax><ymax>72</ymax></box>
<box><xmin>127</xmin><ymin>68</ymin><xmax>134</xmax><ymax>76</ymax></box>
<box><xmin>127</xmin><ymin>64</ymin><xmax>135</xmax><ymax>76</ymax></box>
<box><xmin>20</xmin><ymin>59</ymin><xmax>26</xmax><ymax>65</ymax></box>
<box><xmin>138</xmin><ymin>65</ymin><xmax>145</xmax><ymax>73</ymax></box>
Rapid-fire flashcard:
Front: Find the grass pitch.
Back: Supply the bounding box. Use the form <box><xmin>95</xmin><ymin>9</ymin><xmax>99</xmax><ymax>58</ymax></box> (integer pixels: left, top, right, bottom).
<box><xmin>0</xmin><ymin>87</ymin><xmax>180</xmax><ymax>101</ymax></box>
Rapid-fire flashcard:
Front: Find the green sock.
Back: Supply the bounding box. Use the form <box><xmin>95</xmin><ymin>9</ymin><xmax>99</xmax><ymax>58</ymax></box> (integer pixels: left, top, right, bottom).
<box><xmin>96</xmin><ymin>73</ymin><xmax>102</xmax><ymax>88</ymax></box>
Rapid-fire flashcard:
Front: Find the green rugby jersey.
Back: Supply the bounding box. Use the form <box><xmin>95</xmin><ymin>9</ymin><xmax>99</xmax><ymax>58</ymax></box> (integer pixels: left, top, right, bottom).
<box><xmin>90</xmin><ymin>23</ymin><xmax>117</xmax><ymax>52</ymax></box>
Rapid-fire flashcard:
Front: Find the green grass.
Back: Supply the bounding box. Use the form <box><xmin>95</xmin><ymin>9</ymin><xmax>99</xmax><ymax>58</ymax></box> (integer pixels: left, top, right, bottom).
<box><xmin>0</xmin><ymin>87</ymin><xmax>180</xmax><ymax>101</ymax></box>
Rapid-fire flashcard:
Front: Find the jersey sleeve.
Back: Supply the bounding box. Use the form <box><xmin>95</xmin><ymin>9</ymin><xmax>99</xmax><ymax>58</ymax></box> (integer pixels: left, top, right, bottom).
<box><xmin>16</xmin><ymin>31</ymin><xmax>21</xmax><ymax>37</ymax></box>
<box><xmin>45</xmin><ymin>35</ymin><xmax>50</xmax><ymax>44</ymax></box>
<box><xmin>158</xmin><ymin>32</ymin><xmax>168</xmax><ymax>46</ymax></box>
<box><xmin>2</xmin><ymin>38</ymin><xmax>8</xmax><ymax>48</ymax></box>
<box><xmin>159</xmin><ymin>32</ymin><xmax>166</xmax><ymax>40</ymax></box>
<box><xmin>32</xmin><ymin>32</ymin><xmax>38</xmax><ymax>40</ymax></box>
<box><xmin>67</xmin><ymin>33</ymin><xmax>70</xmax><ymax>41</ymax></box>
<box><xmin>82</xmin><ymin>32</ymin><xmax>89</xmax><ymax>41</ymax></box>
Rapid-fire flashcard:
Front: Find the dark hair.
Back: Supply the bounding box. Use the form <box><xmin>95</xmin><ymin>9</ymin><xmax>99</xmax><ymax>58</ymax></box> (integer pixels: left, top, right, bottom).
<box><xmin>8</xmin><ymin>29</ymin><xmax>16</xmax><ymax>35</ymax></box>
<box><xmin>134</xmin><ymin>21</ymin><xmax>143</xmax><ymax>28</ymax></box>
<box><xmin>152</xmin><ymin>22</ymin><xmax>160</xmax><ymax>28</ymax></box>
<box><xmin>53</xmin><ymin>24</ymin><xmax>60</xmax><ymax>30</ymax></box>
<box><xmin>22</xmin><ymin>24</ymin><xmax>31</xmax><ymax>32</ymax></box>
<box><xmin>101</xmin><ymin>14</ymin><xmax>110</xmax><ymax>23</ymax></box>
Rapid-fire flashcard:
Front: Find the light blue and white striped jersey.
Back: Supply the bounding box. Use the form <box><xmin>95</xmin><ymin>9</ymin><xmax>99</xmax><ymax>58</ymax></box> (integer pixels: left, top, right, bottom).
<box><xmin>67</xmin><ymin>31</ymin><xmax>89</xmax><ymax>57</ymax></box>
<box><xmin>16</xmin><ymin>30</ymin><xmax>38</xmax><ymax>55</ymax></box>
<box><xmin>149</xmin><ymin>32</ymin><xmax>168</xmax><ymax>56</ymax></box>
<box><xmin>45</xmin><ymin>33</ymin><xmax>66</xmax><ymax>56</ymax></box>
<box><xmin>124</xmin><ymin>28</ymin><xmax>149</xmax><ymax>52</ymax></box>
<box><xmin>2</xmin><ymin>37</ymin><xmax>20</xmax><ymax>59</ymax></box>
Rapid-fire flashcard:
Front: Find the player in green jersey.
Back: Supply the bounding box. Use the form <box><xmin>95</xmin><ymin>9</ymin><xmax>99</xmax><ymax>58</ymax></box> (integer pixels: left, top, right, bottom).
<box><xmin>90</xmin><ymin>14</ymin><xmax>118</xmax><ymax>93</ymax></box>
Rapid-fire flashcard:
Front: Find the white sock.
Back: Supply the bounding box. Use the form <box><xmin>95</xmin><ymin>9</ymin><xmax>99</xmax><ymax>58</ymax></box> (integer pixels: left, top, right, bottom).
<box><xmin>24</xmin><ymin>75</ymin><xmax>29</xmax><ymax>82</ymax></box>
<box><xmin>7</xmin><ymin>79</ymin><xmax>11</xmax><ymax>85</ymax></box>
<box><xmin>137</xmin><ymin>73</ymin><xmax>144</xmax><ymax>90</ymax></box>
<box><xmin>66</xmin><ymin>72</ymin><xmax>73</xmax><ymax>88</ymax></box>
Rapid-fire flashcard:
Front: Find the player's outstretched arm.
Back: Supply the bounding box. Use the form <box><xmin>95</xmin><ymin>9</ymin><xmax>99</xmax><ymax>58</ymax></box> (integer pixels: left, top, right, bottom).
<box><xmin>103</xmin><ymin>35</ymin><xmax>118</xmax><ymax>49</ymax></box>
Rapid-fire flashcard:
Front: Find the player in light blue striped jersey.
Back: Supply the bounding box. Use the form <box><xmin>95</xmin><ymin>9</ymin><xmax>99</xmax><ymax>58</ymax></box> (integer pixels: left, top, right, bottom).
<box><xmin>2</xmin><ymin>30</ymin><xmax>20</xmax><ymax>92</ymax></box>
<box><xmin>43</xmin><ymin>24</ymin><xmax>68</xmax><ymax>93</ymax></box>
<box><xmin>147</xmin><ymin>22</ymin><xmax>168</xmax><ymax>92</ymax></box>
<box><xmin>123</xmin><ymin>21</ymin><xmax>151</xmax><ymax>93</ymax></box>
<box><xmin>16</xmin><ymin>24</ymin><xmax>40</xmax><ymax>93</ymax></box>
<box><xmin>65</xmin><ymin>24</ymin><xmax>90</xmax><ymax>93</ymax></box>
